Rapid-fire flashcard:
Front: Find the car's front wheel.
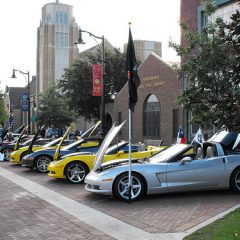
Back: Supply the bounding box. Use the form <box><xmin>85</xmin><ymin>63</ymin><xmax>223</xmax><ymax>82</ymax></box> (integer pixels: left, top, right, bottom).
<box><xmin>113</xmin><ymin>172</ymin><xmax>145</xmax><ymax>201</ymax></box>
<box><xmin>35</xmin><ymin>155</ymin><xmax>52</xmax><ymax>173</ymax></box>
<box><xmin>65</xmin><ymin>162</ymin><xmax>89</xmax><ymax>184</ymax></box>
<box><xmin>3</xmin><ymin>148</ymin><xmax>12</xmax><ymax>161</ymax></box>
<box><xmin>230</xmin><ymin>167</ymin><xmax>240</xmax><ymax>193</ymax></box>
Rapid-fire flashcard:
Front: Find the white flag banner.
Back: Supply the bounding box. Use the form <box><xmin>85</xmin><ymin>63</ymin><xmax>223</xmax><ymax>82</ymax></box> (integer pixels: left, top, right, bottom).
<box><xmin>191</xmin><ymin>128</ymin><xmax>205</xmax><ymax>147</ymax></box>
<box><xmin>232</xmin><ymin>133</ymin><xmax>240</xmax><ymax>150</ymax></box>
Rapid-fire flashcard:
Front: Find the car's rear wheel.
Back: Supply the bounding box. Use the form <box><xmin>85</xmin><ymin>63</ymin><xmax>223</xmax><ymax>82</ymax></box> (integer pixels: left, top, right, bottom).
<box><xmin>35</xmin><ymin>155</ymin><xmax>52</xmax><ymax>173</ymax></box>
<box><xmin>113</xmin><ymin>172</ymin><xmax>145</xmax><ymax>201</ymax></box>
<box><xmin>230</xmin><ymin>168</ymin><xmax>240</xmax><ymax>193</ymax></box>
<box><xmin>65</xmin><ymin>162</ymin><xmax>89</xmax><ymax>184</ymax></box>
<box><xmin>3</xmin><ymin>148</ymin><xmax>12</xmax><ymax>161</ymax></box>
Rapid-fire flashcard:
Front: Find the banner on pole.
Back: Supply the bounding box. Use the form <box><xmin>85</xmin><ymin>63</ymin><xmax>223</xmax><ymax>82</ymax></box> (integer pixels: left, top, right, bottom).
<box><xmin>92</xmin><ymin>64</ymin><xmax>102</xmax><ymax>96</ymax></box>
<box><xmin>21</xmin><ymin>93</ymin><xmax>29</xmax><ymax>112</ymax></box>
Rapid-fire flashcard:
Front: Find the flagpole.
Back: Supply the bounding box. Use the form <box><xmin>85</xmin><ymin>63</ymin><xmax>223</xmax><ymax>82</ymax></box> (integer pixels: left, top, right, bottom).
<box><xmin>128</xmin><ymin>109</ymin><xmax>132</xmax><ymax>203</ymax></box>
<box><xmin>126</xmin><ymin>22</ymin><xmax>140</xmax><ymax>203</ymax></box>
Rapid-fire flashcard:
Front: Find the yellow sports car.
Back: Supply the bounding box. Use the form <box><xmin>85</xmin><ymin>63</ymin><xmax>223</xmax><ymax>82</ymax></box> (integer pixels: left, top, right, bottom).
<box><xmin>48</xmin><ymin>122</ymin><xmax>164</xmax><ymax>183</ymax></box>
<box><xmin>10</xmin><ymin>121</ymin><xmax>101</xmax><ymax>164</ymax></box>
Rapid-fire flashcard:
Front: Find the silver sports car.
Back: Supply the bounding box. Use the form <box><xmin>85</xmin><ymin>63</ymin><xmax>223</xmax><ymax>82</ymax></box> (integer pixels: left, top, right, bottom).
<box><xmin>85</xmin><ymin>126</ymin><xmax>240</xmax><ymax>201</ymax></box>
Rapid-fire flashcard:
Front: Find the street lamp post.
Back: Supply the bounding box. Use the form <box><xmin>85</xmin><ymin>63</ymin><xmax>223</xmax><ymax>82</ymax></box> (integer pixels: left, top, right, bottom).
<box><xmin>5</xmin><ymin>86</ymin><xmax>14</xmax><ymax>131</ymax></box>
<box><xmin>74</xmin><ymin>28</ymin><xmax>106</xmax><ymax>136</ymax></box>
<box><xmin>11</xmin><ymin>69</ymin><xmax>30</xmax><ymax>134</ymax></box>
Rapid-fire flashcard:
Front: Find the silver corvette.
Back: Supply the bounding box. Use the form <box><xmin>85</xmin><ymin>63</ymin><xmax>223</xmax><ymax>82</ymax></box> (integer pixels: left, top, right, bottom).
<box><xmin>85</xmin><ymin>126</ymin><xmax>240</xmax><ymax>201</ymax></box>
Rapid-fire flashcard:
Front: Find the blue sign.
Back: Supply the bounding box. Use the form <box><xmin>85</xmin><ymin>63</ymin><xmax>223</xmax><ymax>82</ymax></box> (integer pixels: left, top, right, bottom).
<box><xmin>21</xmin><ymin>93</ymin><xmax>29</xmax><ymax>111</ymax></box>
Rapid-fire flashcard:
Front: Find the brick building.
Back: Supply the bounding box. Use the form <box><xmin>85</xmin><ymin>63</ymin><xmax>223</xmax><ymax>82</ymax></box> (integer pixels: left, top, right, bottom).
<box><xmin>106</xmin><ymin>53</ymin><xmax>180</xmax><ymax>145</ymax></box>
<box><xmin>180</xmin><ymin>0</ymin><xmax>239</xmax><ymax>140</ymax></box>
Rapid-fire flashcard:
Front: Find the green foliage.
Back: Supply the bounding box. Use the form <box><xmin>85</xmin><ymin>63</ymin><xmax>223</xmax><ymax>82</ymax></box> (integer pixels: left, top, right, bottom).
<box><xmin>170</xmin><ymin>1</ymin><xmax>240</xmax><ymax>131</ymax></box>
<box><xmin>37</xmin><ymin>83</ymin><xmax>74</xmax><ymax>128</ymax></box>
<box><xmin>58</xmin><ymin>48</ymin><xmax>127</xmax><ymax>121</ymax></box>
<box><xmin>0</xmin><ymin>92</ymin><xmax>7</xmax><ymax>125</ymax></box>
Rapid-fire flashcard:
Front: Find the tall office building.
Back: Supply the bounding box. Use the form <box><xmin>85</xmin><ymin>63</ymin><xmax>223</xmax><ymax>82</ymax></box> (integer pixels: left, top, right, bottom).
<box><xmin>36</xmin><ymin>0</ymin><xmax>79</xmax><ymax>96</ymax></box>
<box><xmin>123</xmin><ymin>40</ymin><xmax>162</xmax><ymax>62</ymax></box>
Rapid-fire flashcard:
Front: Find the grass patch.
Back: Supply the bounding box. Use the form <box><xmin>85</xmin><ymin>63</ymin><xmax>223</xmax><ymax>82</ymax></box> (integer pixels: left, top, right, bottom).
<box><xmin>184</xmin><ymin>208</ymin><xmax>240</xmax><ymax>240</ymax></box>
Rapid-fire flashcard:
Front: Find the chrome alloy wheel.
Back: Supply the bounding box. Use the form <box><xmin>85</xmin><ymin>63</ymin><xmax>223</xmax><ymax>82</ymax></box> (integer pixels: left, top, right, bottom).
<box><xmin>66</xmin><ymin>162</ymin><xmax>87</xmax><ymax>183</ymax></box>
<box><xmin>36</xmin><ymin>156</ymin><xmax>51</xmax><ymax>173</ymax></box>
<box><xmin>235</xmin><ymin>171</ymin><xmax>240</xmax><ymax>191</ymax></box>
<box><xmin>3</xmin><ymin>149</ymin><xmax>12</xmax><ymax>161</ymax></box>
<box><xmin>117</xmin><ymin>175</ymin><xmax>143</xmax><ymax>200</ymax></box>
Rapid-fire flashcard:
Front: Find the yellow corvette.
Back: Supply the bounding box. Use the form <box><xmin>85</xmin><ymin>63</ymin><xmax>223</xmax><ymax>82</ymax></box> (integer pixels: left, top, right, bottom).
<box><xmin>48</xmin><ymin>122</ymin><xmax>164</xmax><ymax>183</ymax></box>
<box><xmin>10</xmin><ymin>121</ymin><xmax>101</xmax><ymax>164</ymax></box>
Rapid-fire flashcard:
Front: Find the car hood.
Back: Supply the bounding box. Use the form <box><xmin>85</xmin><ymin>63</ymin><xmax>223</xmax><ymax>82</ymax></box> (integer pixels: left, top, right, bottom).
<box><xmin>207</xmin><ymin>130</ymin><xmax>238</xmax><ymax>149</ymax></box>
<box><xmin>99</xmin><ymin>158</ymin><xmax>144</xmax><ymax>171</ymax></box>
<box><xmin>93</xmin><ymin>121</ymin><xmax>126</xmax><ymax>171</ymax></box>
<box><xmin>53</xmin><ymin>126</ymin><xmax>72</xmax><ymax>160</ymax></box>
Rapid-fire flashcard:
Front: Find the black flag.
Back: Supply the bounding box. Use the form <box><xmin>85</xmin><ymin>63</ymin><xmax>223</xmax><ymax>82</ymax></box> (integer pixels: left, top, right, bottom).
<box><xmin>126</xmin><ymin>27</ymin><xmax>140</xmax><ymax>112</ymax></box>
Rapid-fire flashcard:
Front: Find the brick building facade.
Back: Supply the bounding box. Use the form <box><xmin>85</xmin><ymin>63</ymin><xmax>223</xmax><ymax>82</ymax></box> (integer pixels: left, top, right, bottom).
<box><xmin>106</xmin><ymin>53</ymin><xmax>180</xmax><ymax>145</ymax></box>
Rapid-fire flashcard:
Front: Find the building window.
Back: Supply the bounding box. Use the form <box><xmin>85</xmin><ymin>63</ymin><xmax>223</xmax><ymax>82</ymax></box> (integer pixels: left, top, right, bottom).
<box><xmin>143</xmin><ymin>94</ymin><xmax>160</xmax><ymax>138</ymax></box>
<box><xmin>56</xmin><ymin>32</ymin><xmax>68</xmax><ymax>48</ymax></box>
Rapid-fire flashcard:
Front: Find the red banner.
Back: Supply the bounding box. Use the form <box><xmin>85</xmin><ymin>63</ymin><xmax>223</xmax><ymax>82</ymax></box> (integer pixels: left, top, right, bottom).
<box><xmin>92</xmin><ymin>64</ymin><xmax>102</xmax><ymax>96</ymax></box>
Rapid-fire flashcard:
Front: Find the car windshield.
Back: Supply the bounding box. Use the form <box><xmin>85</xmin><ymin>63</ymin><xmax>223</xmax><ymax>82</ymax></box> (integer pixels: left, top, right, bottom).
<box><xmin>21</xmin><ymin>138</ymin><xmax>32</xmax><ymax>145</ymax></box>
<box><xmin>62</xmin><ymin>139</ymin><xmax>84</xmax><ymax>150</ymax></box>
<box><xmin>43</xmin><ymin>138</ymin><xmax>61</xmax><ymax>147</ymax></box>
<box><xmin>105</xmin><ymin>141</ymin><xmax>128</xmax><ymax>155</ymax></box>
<box><xmin>207</xmin><ymin>130</ymin><xmax>229</xmax><ymax>142</ymax></box>
<box><xmin>150</xmin><ymin>144</ymin><xmax>189</xmax><ymax>163</ymax></box>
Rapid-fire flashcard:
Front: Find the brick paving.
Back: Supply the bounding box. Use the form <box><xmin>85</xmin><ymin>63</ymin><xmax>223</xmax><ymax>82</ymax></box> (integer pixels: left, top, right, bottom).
<box><xmin>1</xmin><ymin>161</ymin><xmax>240</xmax><ymax>236</ymax></box>
<box><xmin>0</xmin><ymin>173</ymin><xmax>113</xmax><ymax>240</ymax></box>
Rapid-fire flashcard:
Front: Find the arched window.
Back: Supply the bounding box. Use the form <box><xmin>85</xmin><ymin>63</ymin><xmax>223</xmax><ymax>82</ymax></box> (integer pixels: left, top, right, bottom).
<box><xmin>143</xmin><ymin>94</ymin><xmax>160</xmax><ymax>138</ymax></box>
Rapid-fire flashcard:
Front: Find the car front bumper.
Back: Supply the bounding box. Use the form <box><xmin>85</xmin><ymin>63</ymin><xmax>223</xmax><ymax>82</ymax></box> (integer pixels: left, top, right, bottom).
<box><xmin>21</xmin><ymin>158</ymin><xmax>34</xmax><ymax>168</ymax></box>
<box><xmin>84</xmin><ymin>171</ymin><xmax>113</xmax><ymax>195</ymax></box>
<box><xmin>10</xmin><ymin>157</ymin><xmax>21</xmax><ymax>164</ymax></box>
<box><xmin>48</xmin><ymin>162</ymin><xmax>65</xmax><ymax>179</ymax></box>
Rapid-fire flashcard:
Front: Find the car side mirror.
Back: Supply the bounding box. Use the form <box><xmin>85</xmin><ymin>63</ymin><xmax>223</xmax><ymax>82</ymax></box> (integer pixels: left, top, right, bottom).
<box><xmin>116</xmin><ymin>150</ymin><xmax>124</xmax><ymax>156</ymax></box>
<box><xmin>180</xmin><ymin>156</ymin><xmax>192</xmax><ymax>165</ymax></box>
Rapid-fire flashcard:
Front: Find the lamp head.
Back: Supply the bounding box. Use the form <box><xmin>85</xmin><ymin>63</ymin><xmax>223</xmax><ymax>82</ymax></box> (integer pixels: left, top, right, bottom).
<box><xmin>74</xmin><ymin>29</ymin><xmax>86</xmax><ymax>45</ymax></box>
<box><xmin>109</xmin><ymin>85</ymin><xmax>117</xmax><ymax>100</ymax></box>
<box><xmin>11</xmin><ymin>69</ymin><xmax>16</xmax><ymax>78</ymax></box>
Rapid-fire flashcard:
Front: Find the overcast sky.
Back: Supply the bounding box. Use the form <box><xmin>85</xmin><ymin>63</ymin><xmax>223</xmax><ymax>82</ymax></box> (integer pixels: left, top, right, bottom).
<box><xmin>0</xmin><ymin>0</ymin><xmax>180</xmax><ymax>90</ymax></box>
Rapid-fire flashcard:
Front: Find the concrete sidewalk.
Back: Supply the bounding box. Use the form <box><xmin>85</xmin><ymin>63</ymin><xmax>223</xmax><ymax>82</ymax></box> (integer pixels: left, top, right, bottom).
<box><xmin>1</xmin><ymin>163</ymin><xmax>240</xmax><ymax>240</ymax></box>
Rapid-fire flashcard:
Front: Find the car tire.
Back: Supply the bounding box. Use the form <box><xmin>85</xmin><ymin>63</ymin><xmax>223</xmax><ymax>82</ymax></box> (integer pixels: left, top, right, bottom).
<box><xmin>35</xmin><ymin>155</ymin><xmax>52</xmax><ymax>173</ymax></box>
<box><xmin>65</xmin><ymin>161</ymin><xmax>89</xmax><ymax>184</ymax></box>
<box><xmin>230</xmin><ymin>167</ymin><xmax>240</xmax><ymax>193</ymax></box>
<box><xmin>113</xmin><ymin>172</ymin><xmax>145</xmax><ymax>201</ymax></box>
<box><xmin>3</xmin><ymin>148</ymin><xmax>12</xmax><ymax>161</ymax></box>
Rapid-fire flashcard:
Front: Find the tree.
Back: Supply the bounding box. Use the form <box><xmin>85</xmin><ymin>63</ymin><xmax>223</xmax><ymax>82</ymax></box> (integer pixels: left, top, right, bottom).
<box><xmin>58</xmin><ymin>48</ymin><xmax>127</xmax><ymax>121</ymax></box>
<box><xmin>37</xmin><ymin>83</ymin><xmax>74</xmax><ymax>128</ymax></box>
<box><xmin>170</xmin><ymin>1</ymin><xmax>240</xmax><ymax>131</ymax></box>
<box><xmin>0</xmin><ymin>91</ymin><xmax>7</xmax><ymax>126</ymax></box>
